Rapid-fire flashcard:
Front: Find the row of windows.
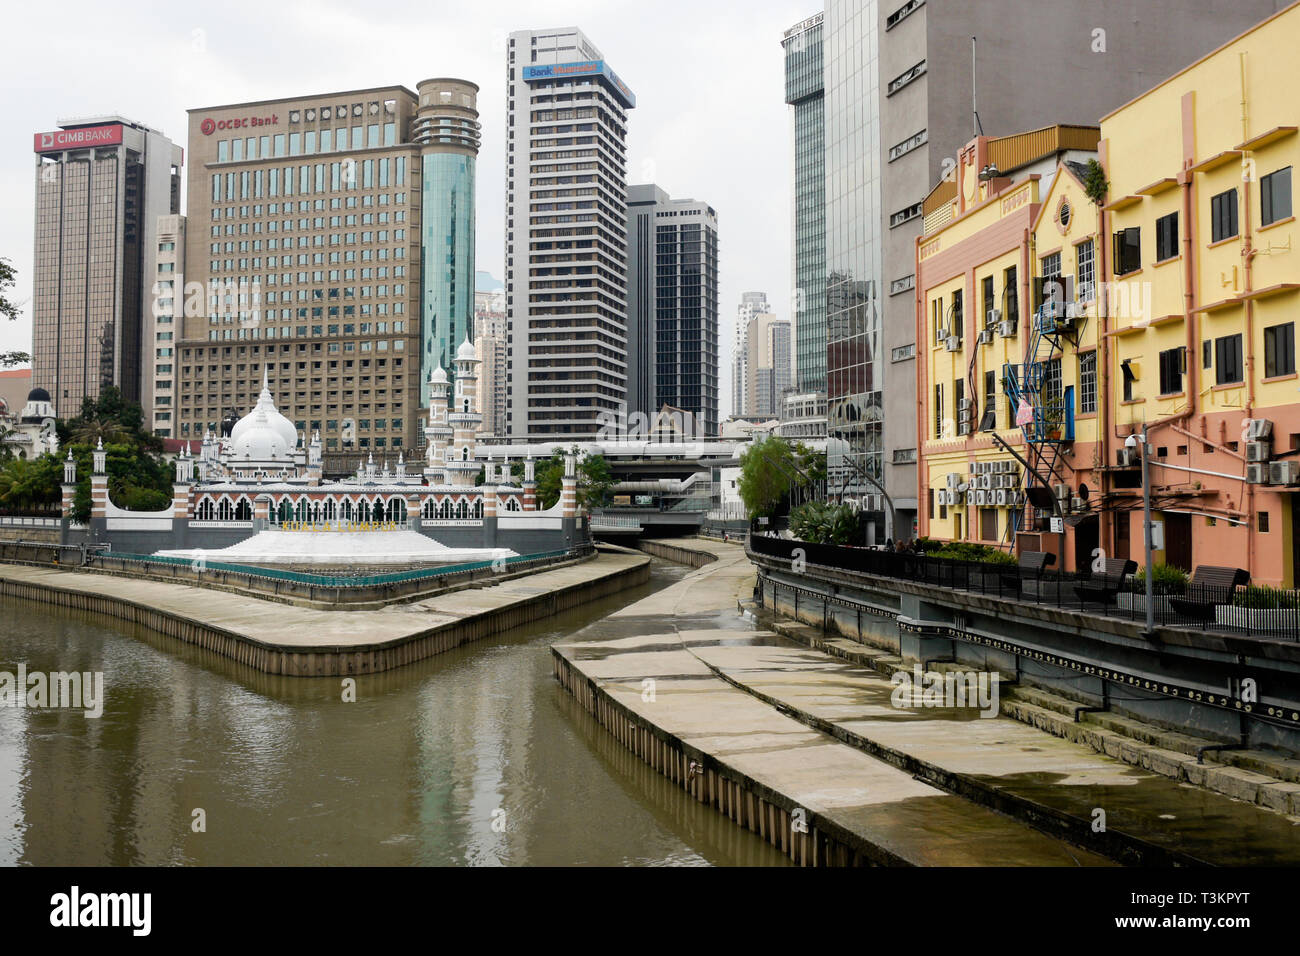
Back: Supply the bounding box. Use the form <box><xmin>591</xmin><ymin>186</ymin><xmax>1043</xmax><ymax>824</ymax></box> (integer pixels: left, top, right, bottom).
<box><xmin>1119</xmin><ymin>324</ymin><xmax>1295</xmax><ymax>401</ymax></box>
<box><xmin>1115</xmin><ymin>167</ymin><xmax>1291</xmax><ymax>275</ymax></box>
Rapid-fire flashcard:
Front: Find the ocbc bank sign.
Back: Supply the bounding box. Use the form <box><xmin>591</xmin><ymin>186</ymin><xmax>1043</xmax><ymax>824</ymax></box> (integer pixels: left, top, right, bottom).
<box><xmin>200</xmin><ymin>114</ymin><xmax>280</xmax><ymax>136</ymax></box>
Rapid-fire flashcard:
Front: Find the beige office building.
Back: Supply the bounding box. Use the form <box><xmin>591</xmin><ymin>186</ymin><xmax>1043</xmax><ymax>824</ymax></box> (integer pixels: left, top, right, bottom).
<box><xmin>177</xmin><ymin>80</ymin><xmax>479</xmax><ymax>464</ymax></box>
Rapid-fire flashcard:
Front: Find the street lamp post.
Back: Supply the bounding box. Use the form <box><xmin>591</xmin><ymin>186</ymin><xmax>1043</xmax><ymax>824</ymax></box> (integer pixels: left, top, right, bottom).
<box><xmin>1126</xmin><ymin>426</ymin><xmax>1154</xmax><ymax>634</ymax></box>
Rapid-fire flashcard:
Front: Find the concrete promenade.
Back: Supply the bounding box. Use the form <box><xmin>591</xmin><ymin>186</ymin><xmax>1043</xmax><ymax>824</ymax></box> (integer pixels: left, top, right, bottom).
<box><xmin>555</xmin><ymin>539</ymin><xmax>1300</xmax><ymax>865</ymax></box>
<box><xmin>0</xmin><ymin>549</ymin><xmax>650</xmax><ymax>676</ymax></box>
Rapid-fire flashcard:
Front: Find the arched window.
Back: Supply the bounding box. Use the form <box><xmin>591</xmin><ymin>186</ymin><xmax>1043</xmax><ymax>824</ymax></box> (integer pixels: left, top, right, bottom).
<box><xmin>341</xmin><ymin>499</ymin><xmax>354</xmax><ymax>522</ymax></box>
<box><xmin>506</xmin><ymin>497</ymin><xmax>521</xmax><ymax>512</ymax></box>
<box><xmin>197</xmin><ymin>498</ymin><xmax>215</xmax><ymax>520</ymax></box>
<box><xmin>387</xmin><ymin>498</ymin><xmax>404</xmax><ymax>523</ymax></box>
<box><xmin>438</xmin><ymin>498</ymin><xmax>452</xmax><ymax>520</ymax></box>
<box><xmin>422</xmin><ymin>498</ymin><xmax>436</xmax><ymax>519</ymax></box>
<box><xmin>217</xmin><ymin>498</ymin><xmax>234</xmax><ymax>520</ymax></box>
<box><xmin>456</xmin><ymin>498</ymin><xmax>469</xmax><ymax>520</ymax></box>
<box><xmin>463</xmin><ymin>397</ymin><xmax>470</xmax><ymax>413</ymax></box>
<box><xmin>277</xmin><ymin>499</ymin><xmax>293</xmax><ymax>524</ymax></box>
<box><xmin>295</xmin><ymin>499</ymin><xmax>309</xmax><ymax>522</ymax></box>
<box><xmin>323</xmin><ymin>499</ymin><xmax>336</xmax><ymax>521</ymax></box>
<box><xmin>474</xmin><ymin>498</ymin><xmax>484</xmax><ymax>518</ymax></box>
<box><xmin>310</xmin><ymin>500</ymin><xmax>322</xmax><ymax>522</ymax></box>
<box><xmin>235</xmin><ymin>498</ymin><xmax>252</xmax><ymax>521</ymax></box>
<box><xmin>461</xmin><ymin>446</ymin><xmax>469</xmax><ymax>461</ymax></box>
<box><xmin>358</xmin><ymin>499</ymin><xmax>371</xmax><ymax>522</ymax></box>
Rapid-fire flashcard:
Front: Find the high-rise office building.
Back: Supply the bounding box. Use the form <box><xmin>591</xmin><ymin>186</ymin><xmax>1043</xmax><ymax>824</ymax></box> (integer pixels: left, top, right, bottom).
<box><xmin>745</xmin><ymin>312</ymin><xmax>791</xmax><ymax>419</ymax></box>
<box><xmin>823</xmin><ymin>0</ymin><xmax>1287</xmax><ymax>541</ymax></box>
<box><xmin>626</xmin><ymin>184</ymin><xmax>720</xmax><ymax>435</ymax></box>
<box><xmin>504</xmin><ymin>27</ymin><xmax>636</xmax><ymax>438</ymax></box>
<box><xmin>176</xmin><ymin>80</ymin><xmax>478</xmax><ymax>462</ymax></box>
<box><xmin>32</xmin><ymin>117</ymin><xmax>182</xmax><ymax>418</ymax></box>
<box><xmin>732</xmin><ymin>291</ymin><xmax>770</xmax><ymax>417</ymax></box>
<box><xmin>474</xmin><ymin>288</ymin><xmax>507</xmax><ymax>438</ymax></box>
<box><xmin>782</xmin><ymin>13</ymin><xmax>826</xmax><ymax>396</ymax></box>
<box><xmin>148</xmin><ymin>213</ymin><xmax>185</xmax><ymax>436</ymax></box>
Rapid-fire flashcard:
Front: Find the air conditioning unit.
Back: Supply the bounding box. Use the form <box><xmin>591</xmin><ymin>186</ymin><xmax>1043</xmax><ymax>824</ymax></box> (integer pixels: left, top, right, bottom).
<box><xmin>1053</xmin><ymin>483</ymin><xmax>1070</xmax><ymax>500</ymax></box>
<box><xmin>1070</xmin><ymin>496</ymin><xmax>1085</xmax><ymax>513</ymax></box>
<box><xmin>945</xmin><ymin>336</ymin><xmax>961</xmax><ymax>352</ymax></box>
<box><xmin>1246</xmin><ymin>441</ymin><xmax>1271</xmax><ymax>463</ymax></box>
<box><xmin>1270</xmin><ymin>460</ymin><xmax>1299</xmax><ymax>486</ymax></box>
<box><xmin>1246</xmin><ymin>462</ymin><xmax>1268</xmax><ymax>485</ymax></box>
<box><xmin>947</xmin><ymin>472</ymin><xmax>960</xmax><ymax>489</ymax></box>
<box><xmin>975</xmin><ymin>490</ymin><xmax>987</xmax><ymax>506</ymax></box>
<box><xmin>977</xmin><ymin>329</ymin><xmax>993</xmax><ymax>346</ymax></box>
<box><xmin>1116</xmin><ymin>447</ymin><xmax>1140</xmax><ymax>468</ymax></box>
<box><xmin>945</xmin><ymin>489</ymin><xmax>958</xmax><ymax>506</ymax></box>
<box><xmin>986</xmin><ymin>308</ymin><xmax>1001</xmax><ymax>327</ymax></box>
<box><xmin>1247</xmin><ymin>418</ymin><xmax>1273</xmax><ymax>441</ymax></box>
<box><xmin>998</xmin><ymin>319</ymin><xmax>1017</xmax><ymax>337</ymax></box>
<box><xmin>994</xmin><ymin>489</ymin><xmax>1008</xmax><ymax>506</ymax></box>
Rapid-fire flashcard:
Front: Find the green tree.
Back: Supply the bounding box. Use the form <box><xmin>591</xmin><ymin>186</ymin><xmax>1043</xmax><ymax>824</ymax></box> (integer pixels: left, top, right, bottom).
<box><xmin>739</xmin><ymin>435</ymin><xmax>817</xmax><ymax>518</ymax></box>
<box><xmin>534</xmin><ymin>448</ymin><xmax>615</xmax><ymax>510</ymax></box>
<box><xmin>0</xmin><ymin>351</ymin><xmax>28</xmax><ymax>369</ymax></box>
<box><xmin>0</xmin><ymin>258</ymin><xmax>21</xmax><ymax>323</ymax></box>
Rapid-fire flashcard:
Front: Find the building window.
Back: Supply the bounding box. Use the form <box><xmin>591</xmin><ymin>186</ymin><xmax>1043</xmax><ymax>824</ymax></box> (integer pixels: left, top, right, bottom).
<box><xmin>934</xmin><ymin>383</ymin><xmax>944</xmax><ymax>439</ymax></box>
<box><xmin>932</xmin><ymin>297</ymin><xmax>944</xmax><ymax>344</ymax></box>
<box><xmin>1158</xmin><ymin>346</ymin><xmax>1185</xmax><ymax>395</ymax></box>
<box><xmin>1211</xmin><ymin>189</ymin><xmax>1238</xmax><ymax>242</ymax></box>
<box><xmin>1114</xmin><ymin>511</ymin><xmax>1130</xmax><ymax>560</ymax></box>
<box><xmin>1079</xmin><ymin>352</ymin><xmax>1097</xmax><ymax>414</ymax></box>
<box><xmin>1261</xmin><ymin>167</ymin><xmax>1292</xmax><ymax>227</ymax></box>
<box><xmin>1260</xmin><ymin>511</ymin><xmax>1271</xmax><ymax>533</ymax></box>
<box><xmin>982</xmin><ymin>275</ymin><xmax>995</xmax><ymax>325</ymax></box>
<box><xmin>1265</xmin><ymin>322</ymin><xmax>1296</xmax><ymax>378</ymax></box>
<box><xmin>1076</xmin><ymin>240</ymin><xmax>1095</xmax><ymax>301</ymax></box>
<box><xmin>890</xmin><ymin>201</ymin><xmax>924</xmax><ymax>227</ymax></box>
<box><xmin>1113</xmin><ymin>227</ymin><xmax>1141</xmax><ymax>275</ymax></box>
<box><xmin>1040</xmin><ymin>251</ymin><xmax>1061</xmax><ymax>280</ymax></box>
<box><xmin>1003</xmin><ymin>265</ymin><xmax>1018</xmax><ymax>320</ymax></box>
<box><xmin>1215</xmin><ymin>334</ymin><xmax>1244</xmax><ymax>385</ymax></box>
<box><xmin>980</xmin><ymin>370</ymin><xmax>997</xmax><ymax>431</ymax></box>
<box><xmin>950</xmin><ymin>288</ymin><xmax>963</xmax><ymax>337</ymax></box>
<box><xmin>1155</xmin><ymin>212</ymin><xmax>1179</xmax><ymax>262</ymax></box>
<box><xmin>1121</xmin><ymin>358</ymin><xmax>1136</xmax><ymax>401</ymax></box>
<box><xmin>886</xmin><ymin>61</ymin><xmax>927</xmax><ymax>96</ymax></box>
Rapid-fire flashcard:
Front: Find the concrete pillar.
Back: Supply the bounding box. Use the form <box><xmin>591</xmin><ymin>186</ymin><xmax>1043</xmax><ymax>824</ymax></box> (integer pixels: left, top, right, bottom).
<box><xmin>254</xmin><ymin>494</ymin><xmax>271</xmax><ymax>532</ymax></box>
<box><xmin>406</xmin><ymin>495</ymin><xmax>421</xmax><ymax>528</ymax></box>
<box><xmin>561</xmin><ymin>475</ymin><xmax>577</xmax><ymax>519</ymax></box>
<box><xmin>90</xmin><ymin>475</ymin><xmax>108</xmax><ymax>520</ymax></box>
<box><xmin>172</xmin><ymin>484</ymin><xmax>192</xmax><ymax>520</ymax></box>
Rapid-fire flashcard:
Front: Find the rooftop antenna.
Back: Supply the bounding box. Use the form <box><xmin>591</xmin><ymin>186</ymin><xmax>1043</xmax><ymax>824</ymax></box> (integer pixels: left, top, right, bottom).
<box><xmin>972</xmin><ymin>37</ymin><xmax>984</xmax><ymax>137</ymax></box>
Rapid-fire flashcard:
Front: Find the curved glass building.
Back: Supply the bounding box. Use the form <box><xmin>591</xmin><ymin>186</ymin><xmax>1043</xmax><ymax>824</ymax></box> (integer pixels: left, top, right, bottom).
<box><xmin>415</xmin><ymin>79</ymin><xmax>480</xmax><ymax>407</ymax></box>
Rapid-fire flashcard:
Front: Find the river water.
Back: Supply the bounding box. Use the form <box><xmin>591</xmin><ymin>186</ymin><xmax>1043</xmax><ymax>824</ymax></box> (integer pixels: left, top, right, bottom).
<box><xmin>0</xmin><ymin>560</ymin><xmax>788</xmax><ymax>866</ymax></box>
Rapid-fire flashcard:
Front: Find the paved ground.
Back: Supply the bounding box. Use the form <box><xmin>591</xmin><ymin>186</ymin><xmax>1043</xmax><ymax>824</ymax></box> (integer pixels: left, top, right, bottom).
<box><xmin>558</xmin><ymin>539</ymin><xmax>1300</xmax><ymax>865</ymax></box>
<box><xmin>0</xmin><ymin>551</ymin><xmax>647</xmax><ymax>651</ymax></box>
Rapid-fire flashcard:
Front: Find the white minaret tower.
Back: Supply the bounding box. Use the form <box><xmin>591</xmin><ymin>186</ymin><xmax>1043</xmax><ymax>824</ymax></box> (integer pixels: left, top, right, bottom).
<box><xmin>424</xmin><ymin>365</ymin><xmax>453</xmax><ymax>483</ymax></box>
<box><xmin>446</xmin><ymin>337</ymin><xmax>482</xmax><ymax>487</ymax></box>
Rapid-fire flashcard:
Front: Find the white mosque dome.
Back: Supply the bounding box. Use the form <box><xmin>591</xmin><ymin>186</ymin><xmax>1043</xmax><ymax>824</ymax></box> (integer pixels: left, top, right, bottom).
<box><xmin>231</xmin><ymin>406</ymin><xmax>293</xmax><ymax>461</ymax></box>
<box><xmin>230</xmin><ymin>372</ymin><xmax>299</xmax><ymax>451</ymax></box>
<box><xmin>456</xmin><ymin>338</ymin><xmax>476</xmax><ymax>362</ymax></box>
<box><xmin>431</xmin><ymin>365</ymin><xmax>448</xmax><ymax>384</ymax></box>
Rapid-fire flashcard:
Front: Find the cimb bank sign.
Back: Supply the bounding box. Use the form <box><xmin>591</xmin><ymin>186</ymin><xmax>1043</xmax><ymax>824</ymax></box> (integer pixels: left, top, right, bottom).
<box><xmin>33</xmin><ymin>124</ymin><xmax>124</xmax><ymax>152</ymax></box>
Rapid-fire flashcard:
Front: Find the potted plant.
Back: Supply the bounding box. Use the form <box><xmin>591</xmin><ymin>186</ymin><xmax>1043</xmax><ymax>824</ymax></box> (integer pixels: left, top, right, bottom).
<box><xmin>1216</xmin><ymin>584</ymin><xmax>1300</xmax><ymax>631</ymax></box>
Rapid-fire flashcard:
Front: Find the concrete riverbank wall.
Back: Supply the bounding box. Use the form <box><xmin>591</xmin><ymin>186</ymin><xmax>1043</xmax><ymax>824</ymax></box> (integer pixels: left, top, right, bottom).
<box><xmin>748</xmin><ymin>542</ymin><xmax>1300</xmax><ymax>758</ymax></box>
<box><xmin>0</xmin><ymin>551</ymin><xmax>650</xmax><ymax>677</ymax></box>
<box><xmin>636</xmin><ymin>538</ymin><xmax>719</xmax><ymax>569</ymax></box>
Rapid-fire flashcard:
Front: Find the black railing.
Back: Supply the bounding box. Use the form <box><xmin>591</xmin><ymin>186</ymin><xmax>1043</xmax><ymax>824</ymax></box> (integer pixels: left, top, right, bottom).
<box><xmin>748</xmin><ymin>534</ymin><xmax>1300</xmax><ymax>642</ymax></box>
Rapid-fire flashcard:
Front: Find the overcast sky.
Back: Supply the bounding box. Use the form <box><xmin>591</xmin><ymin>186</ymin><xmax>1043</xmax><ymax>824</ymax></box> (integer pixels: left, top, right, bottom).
<box><xmin>0</xmin><ymin>0</ymin><xmax>809</xmax><ymax>418</ymax></box>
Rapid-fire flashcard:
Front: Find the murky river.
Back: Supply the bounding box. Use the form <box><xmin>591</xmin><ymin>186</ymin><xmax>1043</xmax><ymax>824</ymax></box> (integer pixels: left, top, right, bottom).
<box><xmin>0</xmin><ymin>560</ymin><xmax>788</xmax><ymax>866</ymax></box>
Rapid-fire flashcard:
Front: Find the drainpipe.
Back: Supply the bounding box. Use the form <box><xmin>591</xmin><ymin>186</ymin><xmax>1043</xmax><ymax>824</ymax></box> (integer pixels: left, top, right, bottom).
<box><xmin>1097</xmin><ymin>148</ymin><xmax>1113</xmax><ymax>558</ymax></box>
<box><xmin>1239</xmin><ymin>52</ymin><xmax>1258</xmax><ymax>581</ymax></box>
<box><xmin>916</xmin><ymin>234</ymin><xmax>927</xmax><ymax>541</ymax></box>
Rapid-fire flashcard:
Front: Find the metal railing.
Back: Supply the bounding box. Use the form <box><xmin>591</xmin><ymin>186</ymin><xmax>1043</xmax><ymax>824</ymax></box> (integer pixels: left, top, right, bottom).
<box><xmin>748</xmin><ymin>534</ymin><xmax>1300</xmax><ymax>642</ymax></box>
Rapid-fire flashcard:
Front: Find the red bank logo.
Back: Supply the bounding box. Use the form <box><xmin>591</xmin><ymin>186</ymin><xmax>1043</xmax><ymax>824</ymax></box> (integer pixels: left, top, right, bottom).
<box><xmin>33</xmin><ymin>125</ymin><xmax>124</xmax><ymax>153</ymax></box>
<box><xmin>200</xmin><ymin>113</ymin><xmax>279</xmax><ymax>135</ymax></box>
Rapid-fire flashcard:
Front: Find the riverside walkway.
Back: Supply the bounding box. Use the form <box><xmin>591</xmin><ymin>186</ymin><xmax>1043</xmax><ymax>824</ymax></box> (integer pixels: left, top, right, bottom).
<box><xmin>554</xmin><ymin>539</ymin><xmax>1300</xmax><ymax>866</ymax></box>
<box><xmin>0</xmin><ymin>549</ymin><xmax>649</xmax><ymax>676</ymax></box>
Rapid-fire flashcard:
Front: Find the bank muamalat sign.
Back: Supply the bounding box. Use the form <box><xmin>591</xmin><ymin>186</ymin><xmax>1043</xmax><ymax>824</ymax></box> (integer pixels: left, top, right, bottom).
<box><xmin>33</xmin><ymin>124</ymin><xmax>123</xmax><ymax>152</ymax></box>
<box><xmin>199</xmin><ymin>113</ymin><xmax>280</xmax><ymax>135</ymax></box>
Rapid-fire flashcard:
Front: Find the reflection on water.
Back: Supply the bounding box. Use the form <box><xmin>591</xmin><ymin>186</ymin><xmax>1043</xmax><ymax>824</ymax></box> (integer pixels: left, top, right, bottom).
<box><xmin>0</xmin><ymin>560</ymin><xmax>788</xmax><ymax>866</ymax></box>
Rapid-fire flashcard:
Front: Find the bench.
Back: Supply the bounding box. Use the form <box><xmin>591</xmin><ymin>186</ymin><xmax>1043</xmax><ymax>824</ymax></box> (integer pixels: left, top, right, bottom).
<box><xmin>1000</xmin><ymin>550</ymin><xmax>1056</xmax><ymax>596</ymax></box>
<box><xmin>1169</xmin><ymin>566</ymin><xmax>1250</xmax><ymax>627</ymax></box>
<box><xmin>1074</xmin><ymin>557</ymin><xmax>1138</xmax><ymax>605</ymax></box>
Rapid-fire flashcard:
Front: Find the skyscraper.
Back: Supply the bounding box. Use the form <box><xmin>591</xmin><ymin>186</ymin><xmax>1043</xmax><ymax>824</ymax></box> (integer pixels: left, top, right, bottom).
<box><xmin>504</xmin><ymin>27</ymin><xmax>636</xmax><ymax>439</ymax></box>
<box><xmin>32</xmin><ymin>117</ymin><xmax>182</xmax><ymax>418</ymax></box>
<box><xmin>823</xmin><ymin>0</ymin><xmax>1286</xmax><ymax>541</ymax></box>
<box><xmin>626</xmin><ymin>184</ymin><xmax>719</xmax><ymax>436</ymax></box>
<box><xmin>732</xmin><ymin>291</ymin><xmax>770</xmax><ymax>417</ymax></box>
<box><xmin>745</xmin><ymin>312</ymin><xmax>791</xmax><ymax>419</ymax></box>
<box><xmin>474</xmin><ymin>288</ymin><xmax>507</xmax><ymax>438</ymax></box>
<box><xmin>417</xmin><ymin>79</ymin><xmax>481</xmax><ymax>407</ymax></box>
<box><xmin>176</xmin><ymin>80</ymin><xmax>478</xmax><ymax>462</ymax></box>
<box><xmin>782</xmin><ymin>13</ymin><xmax>826</xmax><ymax>396</ymax></box>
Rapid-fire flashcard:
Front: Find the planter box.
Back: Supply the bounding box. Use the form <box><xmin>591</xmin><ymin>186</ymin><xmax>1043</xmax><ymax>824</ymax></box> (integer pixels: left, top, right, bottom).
<box><xmin>1215</xmin><ymin>605</ymin><xmax>1300</xmax><ymax>632</ymax></box>
<box><xmin>1116</xmin><ymin>592</ymin><xmax>1176</xmax><ymax>615</ymax></box>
